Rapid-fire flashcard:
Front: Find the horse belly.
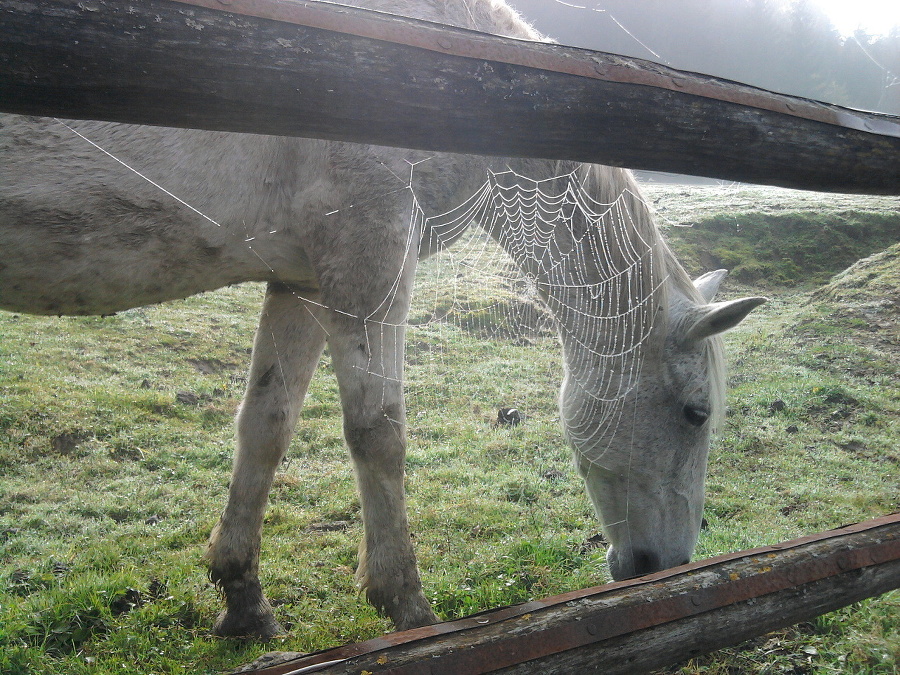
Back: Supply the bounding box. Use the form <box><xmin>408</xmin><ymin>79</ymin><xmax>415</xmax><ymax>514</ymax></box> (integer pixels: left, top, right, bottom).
<box><xmin>0</xmin><ymin>196</ymin><xmax>249</xmax><ymax>315</ymax></box>
<box><xmin>0</xmin><ymin>116</ymin><xmax>313</xmax><ymax>315</ymax></box>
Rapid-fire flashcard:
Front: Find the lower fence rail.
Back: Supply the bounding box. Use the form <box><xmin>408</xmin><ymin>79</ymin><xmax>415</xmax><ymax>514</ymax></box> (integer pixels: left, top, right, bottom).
<box><xmin>237</xmin><ymin>513</ymin><xmax>900</xmax><ymax>675</ymax></box>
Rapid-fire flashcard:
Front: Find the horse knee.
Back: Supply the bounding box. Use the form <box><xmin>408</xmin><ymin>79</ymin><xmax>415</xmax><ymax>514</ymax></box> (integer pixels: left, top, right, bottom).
<box><xmin>234</xmin><ymin>384</ymin><xmax>297</xmax><ymax>461</ymax></box>
<box><xmin>343</xmin><ymin>403</ymin><xmax>406</xmax><ymax>463</ymax></box>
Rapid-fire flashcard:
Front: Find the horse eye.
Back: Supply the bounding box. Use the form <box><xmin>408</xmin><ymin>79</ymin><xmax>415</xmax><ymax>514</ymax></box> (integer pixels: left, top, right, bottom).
<box><xmin>683</xmin><ymin>405</ymin><xmax>709</xmax><ymax>427</ymax></box>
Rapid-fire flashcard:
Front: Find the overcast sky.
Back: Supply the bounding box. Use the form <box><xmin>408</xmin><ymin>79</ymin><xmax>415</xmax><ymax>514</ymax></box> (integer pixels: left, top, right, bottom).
<box><xmin>530</xmin><ymin>1</ymin><xmax>899</xmax><ymax>37</ymax></box>
<box><xmin>811</xmin><ymin>0</ymin><xmax>899</xmax><ymax>36</ymax></box>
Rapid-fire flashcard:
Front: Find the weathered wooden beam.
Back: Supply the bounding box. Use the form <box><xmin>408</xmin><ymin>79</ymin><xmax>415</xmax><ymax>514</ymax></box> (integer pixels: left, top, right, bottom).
<box><xmin>239</xmin><ymin>513</ymin><xmax>900</xmax><ymax>674</ymax></box>
<box><xmin>1</xmin><ymin>0</ymin><xmax>898</xmax><ymax>194</ymax></box>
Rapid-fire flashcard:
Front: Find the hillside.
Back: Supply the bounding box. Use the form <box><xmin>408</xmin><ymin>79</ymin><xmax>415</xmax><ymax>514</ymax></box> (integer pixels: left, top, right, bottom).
<box><xmin>648</xmin><ymin>183</ymin><xmax>900</xmax><ymax>285</ymax></box>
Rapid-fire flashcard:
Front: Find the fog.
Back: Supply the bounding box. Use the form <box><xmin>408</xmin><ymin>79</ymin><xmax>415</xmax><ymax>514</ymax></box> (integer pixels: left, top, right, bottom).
<box><xmin>507</xmin><ymin>0</ymin><xmax>899</xmax><ymax>114</ymax></box>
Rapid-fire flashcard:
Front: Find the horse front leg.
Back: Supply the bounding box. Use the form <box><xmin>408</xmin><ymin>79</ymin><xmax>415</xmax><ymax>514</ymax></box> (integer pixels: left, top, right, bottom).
<box><xmin>328</xmin><ymin>317</ymin><xmax>438</xmax><ymax>631</ymax></box>
<box><xmin>205</xmin><ymin>283</ymin><xmax>326</xmax><ymax>638</ymax></box>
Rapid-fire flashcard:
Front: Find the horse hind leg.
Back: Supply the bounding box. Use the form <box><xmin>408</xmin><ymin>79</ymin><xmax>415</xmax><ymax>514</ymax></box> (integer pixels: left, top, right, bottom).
<box><xmin>328</xmin><ymin>317</ymin><xmax>438</xmax><ymax>631</ymax></box>
<box><xmin>205</xmin><ymin>282</ymin><xmax>326</xmax><ymax>638</ymax></box>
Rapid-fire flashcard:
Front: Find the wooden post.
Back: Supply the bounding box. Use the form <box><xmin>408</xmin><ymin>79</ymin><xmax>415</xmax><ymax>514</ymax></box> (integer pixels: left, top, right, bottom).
<box><xmin>1</xmin><ymin>0</ymin><xmax>898</xmax><ymax>194</ymax></box>
<box><xmin>238</xmin><ymin>514</ymin><xmax>900</xmax><ymax>674</ymax></box>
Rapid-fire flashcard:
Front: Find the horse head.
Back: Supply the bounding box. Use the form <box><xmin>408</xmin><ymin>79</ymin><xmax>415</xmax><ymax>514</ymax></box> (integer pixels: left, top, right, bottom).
<box><xmin>563</xmin><ymin>268</ymin><xmax>766</xmax><ymax>580</ymax></box>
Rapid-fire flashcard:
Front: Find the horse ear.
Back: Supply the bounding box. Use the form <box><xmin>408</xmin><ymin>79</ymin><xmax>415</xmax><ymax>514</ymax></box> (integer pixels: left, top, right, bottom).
<box><xmin>693</xmin><ymin>269</ymin><xmax>728</xmax><ymax>302</ymax></box>
<box><xmin>684</xmin><ymin>296</ymin><xmax>767</xmax><ymax>343</ymax></box>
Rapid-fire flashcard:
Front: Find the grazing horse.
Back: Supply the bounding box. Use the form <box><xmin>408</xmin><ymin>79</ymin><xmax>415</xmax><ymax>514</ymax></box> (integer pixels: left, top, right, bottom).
<box><xmin>0</xmin><ymin>0</ymin><xmax>765</xmax><ymax>638</ymax></box>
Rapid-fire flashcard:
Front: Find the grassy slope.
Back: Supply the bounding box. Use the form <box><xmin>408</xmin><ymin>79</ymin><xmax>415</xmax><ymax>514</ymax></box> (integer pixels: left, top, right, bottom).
<box><xmin>655</xmin><ymin>186</ymin><xmax>900</xmax><ymax>674</ymax></box>
<box><xmin>0</xmin><ymin>185</ymin><xmax>898</xmax><ymax>674</ymax></box>
<box><xmin>647</xmin><ymin>183</ymin><xmax>900</xmax><ymax>286</ymax></box>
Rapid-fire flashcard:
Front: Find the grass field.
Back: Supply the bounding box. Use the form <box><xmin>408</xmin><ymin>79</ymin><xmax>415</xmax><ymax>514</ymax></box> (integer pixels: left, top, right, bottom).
<box><xmin>1</xmin><ymin>183</ymin><xmax>898</xmax><ymax>674</ymax></box>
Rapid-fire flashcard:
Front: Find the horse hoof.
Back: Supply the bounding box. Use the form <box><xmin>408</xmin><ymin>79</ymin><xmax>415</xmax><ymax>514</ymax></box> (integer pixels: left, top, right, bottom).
<box><xmin>393</xmin><ymin>605</ymin><xmax>440</xmax><ymax>632</ymax></box>
<box><xmin>213</xmin><ymin>609</ymin><xmax>285</xmax><ymax>640</ymax></box>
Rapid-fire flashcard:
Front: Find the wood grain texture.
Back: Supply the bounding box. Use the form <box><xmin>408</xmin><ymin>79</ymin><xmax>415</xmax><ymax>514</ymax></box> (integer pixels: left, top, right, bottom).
<box><xmin>1</xmin><ymin>0</ymin><xmax>899</xmax><ymax>194</ymax></box>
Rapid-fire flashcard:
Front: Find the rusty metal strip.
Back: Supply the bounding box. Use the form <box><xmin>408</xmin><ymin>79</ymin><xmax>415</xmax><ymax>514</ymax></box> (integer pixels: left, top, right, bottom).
<box><xmin>381</xmin><ymin>535</ymin><xmax>897</xmax><ymax>674</ymax></box>
<box><xmin>244</xmin><ymin>513</ymin><xmax>900</xmax><ymax>674</ymax></box>
<box><xmin>165</xmin><ymin>0</ymin><xmax>900</xmax><ymax>139</ymax></box>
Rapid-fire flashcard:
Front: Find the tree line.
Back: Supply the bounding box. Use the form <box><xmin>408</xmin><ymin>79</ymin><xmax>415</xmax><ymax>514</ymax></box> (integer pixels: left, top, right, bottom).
<box><xmin>510</xmin><ymin>0</ymin><xmax>899</xmax><ymax>114</ymax></box>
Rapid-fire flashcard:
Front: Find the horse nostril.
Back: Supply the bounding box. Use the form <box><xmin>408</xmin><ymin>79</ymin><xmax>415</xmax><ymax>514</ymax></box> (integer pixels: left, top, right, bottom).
<box><xmin>631</xmin><ymin>550</ymin><xmax>662</xmax><ymax>576</ymax></box>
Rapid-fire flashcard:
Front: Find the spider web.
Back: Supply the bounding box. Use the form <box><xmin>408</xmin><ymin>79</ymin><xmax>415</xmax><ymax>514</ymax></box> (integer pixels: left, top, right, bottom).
<box><xmin>45</xmin><ymin>97</ymin><xmax>666</xmax><ymax>486</ymax></box>
<box><xmin>357</xmin><ymin>162</ymin><xmax>665</xmax><ymax>470</ymax></box>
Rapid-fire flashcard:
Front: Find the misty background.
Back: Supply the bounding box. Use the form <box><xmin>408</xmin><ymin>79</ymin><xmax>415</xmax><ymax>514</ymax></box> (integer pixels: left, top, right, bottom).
<box><xmin>507</xmin><ymin>0</ymin><xmax>900</xmax><ymax>115</ymax></box>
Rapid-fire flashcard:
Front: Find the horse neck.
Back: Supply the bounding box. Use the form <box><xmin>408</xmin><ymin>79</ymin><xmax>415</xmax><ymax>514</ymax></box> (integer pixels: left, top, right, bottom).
<box><xmin>484</xmin><ymin>162</ymin><xmax>666</xmax><ymax>307</ymax></box>
<box><xmin>352</xmin><ymin>0</ymin><xmax>673</xmax><ymax>371</ymax></box>
<box><xmin>482</xmin><ymin>162</ymin><xmax>672</xmax><ymax>385</ymax></box>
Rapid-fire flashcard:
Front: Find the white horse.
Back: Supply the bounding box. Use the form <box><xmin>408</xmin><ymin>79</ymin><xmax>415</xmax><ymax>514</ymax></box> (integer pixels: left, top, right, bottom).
<box><xmin>0</xmin><ymin>0</ymin><xmax>765</xmax><ymax>638</ymax></box>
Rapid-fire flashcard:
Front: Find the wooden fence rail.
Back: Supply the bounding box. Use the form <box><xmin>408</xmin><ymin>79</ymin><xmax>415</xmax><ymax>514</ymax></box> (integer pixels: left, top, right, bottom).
<box><xmin>235</xmin><ymin>513</ymin><xmax>900</xmax><ymax>674</ymax></box>
<box><xmin>1</xmin><ymin>0</ymin><xmax>899</xmax><ymax>194</ymax></box>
